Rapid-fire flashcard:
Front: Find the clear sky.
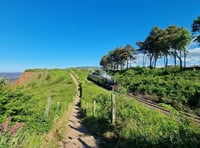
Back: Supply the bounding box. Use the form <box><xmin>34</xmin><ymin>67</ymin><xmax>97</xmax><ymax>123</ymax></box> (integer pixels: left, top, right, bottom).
<box><xmin>0</xmin><ymin>0</ymin><xmax>200</xmax><ymax>72</ymax></box>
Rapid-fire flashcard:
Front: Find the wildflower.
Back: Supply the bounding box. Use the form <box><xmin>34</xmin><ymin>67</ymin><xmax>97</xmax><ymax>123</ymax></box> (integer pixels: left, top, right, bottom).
<box><xmin>10</xmin><ymin>122</ymin><xmax>24</xmax><ymax>135</ymax></box>
<box><xmin>2</xmin><ymin>122</ymin><xmax>8</xmax><ymax>132</ymax></box>
<box><xmin>7</xmin><ymin>116</ymin><xmax>12</xmax><ymax>122</ymax></box>
<box><xmin>11</xmin><ymin>125</ymin><xmax>17</xmax><ymax>134</ymax></box>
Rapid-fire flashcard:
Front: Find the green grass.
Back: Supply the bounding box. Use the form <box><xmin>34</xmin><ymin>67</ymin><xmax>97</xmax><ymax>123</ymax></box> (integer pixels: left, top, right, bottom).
<box><xmin>114</xmin><ymin>95</ymin><xmax>200</xmax><ymax>148</ymax></box>
<box><xmin>73</xmin><ymin>68</ymin><xmax>200</xmax><ymax>148</ymax></box>
<box><xmin>0</xmin><ymin>69</ymin><xmax>76</xmax><ymax>147</ymax></box>
<box><xmin>2</xmin><ymin>68</ymin><xmax>199</xmax><ymax>147</ymax></box>
<box><xmin>72</xmin><ymin>68</ymin><xmax>111</xmax><ymax>117</ymax></box>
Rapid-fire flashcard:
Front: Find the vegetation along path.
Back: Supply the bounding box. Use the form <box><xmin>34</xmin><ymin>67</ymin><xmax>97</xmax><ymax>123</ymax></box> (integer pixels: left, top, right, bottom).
<box><xmin>59</xmin><ymin>72</ymin><xmax>98</xmax><ymax>148</ymax></box>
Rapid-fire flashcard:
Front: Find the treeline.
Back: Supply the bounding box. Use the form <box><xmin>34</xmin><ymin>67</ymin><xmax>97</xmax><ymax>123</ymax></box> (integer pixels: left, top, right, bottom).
<box><xmin>100</xmin><ymin>16</ymin><xmax>200</xmax><ymax>70</ymax></box>
<box><xmin>137</xmin><ymin>26</ymin><xmax>191</xmax><ymax>69</ymax></box>
<box><xmin>100</xmin><ymin>44</ymin><xmax>136</xmax><ymax>71</ymax></box>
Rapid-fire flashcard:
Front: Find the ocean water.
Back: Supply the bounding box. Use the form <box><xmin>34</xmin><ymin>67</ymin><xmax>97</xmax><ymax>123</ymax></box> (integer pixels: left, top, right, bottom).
<box><xmin>0</xmin><ymin>72</ymin><xmax>23</xmax><ymax>83</ymax></box>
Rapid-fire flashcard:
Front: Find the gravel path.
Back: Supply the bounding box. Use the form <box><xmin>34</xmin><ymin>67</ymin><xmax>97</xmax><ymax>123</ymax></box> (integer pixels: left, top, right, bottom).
<box><xmin>59</xmin><ymin>73</ymin><xmax>98</xmax><ymax>148</ymax></box>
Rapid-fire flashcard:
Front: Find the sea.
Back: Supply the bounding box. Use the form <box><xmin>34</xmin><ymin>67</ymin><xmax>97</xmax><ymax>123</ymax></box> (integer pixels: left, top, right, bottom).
<box><xmin>0</xmin><ymin>72</ymin><xmax>23</xmax><ymax>83</ymax></box>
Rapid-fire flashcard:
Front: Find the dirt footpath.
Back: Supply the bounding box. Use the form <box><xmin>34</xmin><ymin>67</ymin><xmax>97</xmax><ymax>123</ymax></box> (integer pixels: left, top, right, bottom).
<box><xmin>59</xmin><ymin>73</ymin><xmax>98</xmax><ymax>148</ymax></box>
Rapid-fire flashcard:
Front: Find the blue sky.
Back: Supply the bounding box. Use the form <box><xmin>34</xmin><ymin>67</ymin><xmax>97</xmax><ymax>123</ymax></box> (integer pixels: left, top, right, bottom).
<box><xmin>0</xmin><ymin>0</ymin><xmax>199</xmax><ymax>72</ymax></box>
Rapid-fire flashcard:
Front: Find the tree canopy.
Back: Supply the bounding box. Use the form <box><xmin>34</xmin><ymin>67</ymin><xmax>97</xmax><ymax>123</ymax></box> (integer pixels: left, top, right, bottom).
<box><xmin>100</xmin><ymin>45</ymin><xmax>136</xmax><ymax>71</ymax></box>
<box><xmin>192</xmin><ymin>16</ymin><xmax>200</xmax><ymax>46</ymax></box>
<box><xmin>137</xmin><ymin>25</ymin><xmax>191</xmax><ymax>69</ymax></box>
<box><xmin>100</xmin><ymin>17</ymin><xmax>200</xmax><ymax>70</ymax></box>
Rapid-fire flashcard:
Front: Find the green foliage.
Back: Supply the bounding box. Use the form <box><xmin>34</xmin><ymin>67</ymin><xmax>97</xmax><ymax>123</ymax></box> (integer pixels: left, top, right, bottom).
<box><xmin>188</xmin><ymin>90</ymin><xmax>200</xmax><ymax>107</ymax></box>
<box><xmin>114</xmin><ymin>96</ymin><xmax>200</xmax><ymax>147</ymax></box>
<box><xmin>0</xmin><ymin>117</ymin><xmax>25</xmax><ymax>148</ymax></box>
<box><xmin>73</xmin><ymin>69</ymin><xmax>111</xmax><ymax>135</ymax></box>
<box><xmin>0</xmin><ymin>69</ymin><xmax>76</xmax><ymax>147</ymax></box>
<box><xmin>74</xmin><ymin>68</ymin><xmax>200</xmax><ymax>148</ymax></box>
<box><xmin>116</xmin><ymin>86</ymin><xmax>127</xmax><ymax>95</ymax></box>
<box><xmin>192</xmin><ymin>16</ymin><xmax>200</xmax><ymax>45</ymax></box>
<box><xmin>95</xmin><ymin>94</ymin><xmax>111</xmax><ymax>119</ymax></box>
<box><xmin>0</xmin><ymin>78</ymin><xmax>7</xmax><ymax>89</ymax></box>
<box><xmin>100</xmin><ymin>45</ymin><xmax>136</xmax><ymax>71</ymax></box>
<box><xmin>112</xmin><ymin>67</ymin><xmax>200</xmax><ymax>112</ymax></box>
<box><xmin>137</xmin><ymin>26</ymin><xmax>192</xmax><ymax>68</ymax></box>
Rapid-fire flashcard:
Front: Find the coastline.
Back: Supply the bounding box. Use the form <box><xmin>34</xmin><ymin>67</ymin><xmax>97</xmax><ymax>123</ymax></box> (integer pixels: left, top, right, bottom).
<box><xmin>0</xmin><ymin>72</ymin><xmax>23</xmax><ymax>84</ymax></box>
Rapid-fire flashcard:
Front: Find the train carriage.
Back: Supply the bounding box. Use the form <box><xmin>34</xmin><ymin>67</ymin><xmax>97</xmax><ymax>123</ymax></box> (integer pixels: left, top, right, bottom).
<box><xmin>87</xmin><ymin>71</ymin><xmax>117</xmax><ymax>90</ymax></box>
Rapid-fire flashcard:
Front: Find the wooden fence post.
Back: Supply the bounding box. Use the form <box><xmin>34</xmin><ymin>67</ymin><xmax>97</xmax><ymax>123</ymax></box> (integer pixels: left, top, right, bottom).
<box><xmin>111</xmin><ymin>93</ymin><xmax>115</xmax><ymax>124</ymax></box>
<box><xmin>93</xmin><ymin>99</ymin><xmax>96</xmax><ymax>116</ymax></box>
<box><xmin>44</xmin><ymin>96</ymin><xmax>52</xmax><ymax>117</ymax></box>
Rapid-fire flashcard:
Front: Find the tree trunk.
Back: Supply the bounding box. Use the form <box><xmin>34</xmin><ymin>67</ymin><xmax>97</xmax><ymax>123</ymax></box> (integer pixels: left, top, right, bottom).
<box><xmin>166</xmin><ymin>55</ymin><xmax>168</xmax><ymax>68</ymax></box>
<box><xmin>111</xmin><ymin>93</ymin><xmax>115</xmax><ymax>124</ymax></box>
<box><xmin>143</xmin><ymin>54</ymin><xmax>145</xmax><ymax>67</ymax></box>
<box><xmin>93</xmin><ymin>99</ymin><xmax>96</xmax><ymax>116</ymax></box>
<box><xmin>184</xmin><ymin>51</ymin><xmax>186</xmax><ymax>68</ymax></box>
<box><xmin>177</xmin><ymin>51</ymin><xmax>183</xmax><ymax>70</ymax></box>
<box><xmin>164</xmin><ymin>55</ymin><xmax>168</xmax><ymax>68</ymax></box>
<box><xmin>174</xmin><ymin>49</ymin><xmax>177</xmax><ymax>67</ymax></box>
<box><xmin>153</xmin><ymin>56</ymin><xmax>158</xmax><ymax>68</ymax></box>
<box><xmin>178</xmin><ymin>56</ymin><xmax>183</xmax><ymax>69</ymax></box>
<box><xmin>126</xmin><ymin>59</ymin><xmax>129</xmax><ymax>70</ymax></box>
<box><xmin>149</xmin><ymin>54</ymin><xmax>153</xmax><ymax>68</ymax></box>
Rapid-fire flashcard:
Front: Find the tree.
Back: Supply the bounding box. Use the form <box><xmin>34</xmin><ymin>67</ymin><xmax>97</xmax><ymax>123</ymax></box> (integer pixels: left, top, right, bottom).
<box><xmin>192</xmin><ymin>16</ymin><xmax>200</xmax><ymax>46</ymax></box>
<box><xmin>166</xmin><ymin>26</ymin><xmax>192</xmax><ymax>69</ymax></box>
<box><xmin>123</xmin><ymin>44</ymin><xmax>136</xmax><ymax>69</ymax></box>
<box><xmin>175</xmin><ymin>27</ymin><xmax>192</xmax><ymax>69</ymax></box>
<box><xmin>100</xmin><ymin>55</ymin><xmax>110</xmax><ymax>71</ymax></box>
<box><xmin>136</xmin><ymin>26</ymin><xmax>191</xmax><ymax>69</ymax></box>
<box><xmin>113</xmin><ymin>47</ymin><xmax>124</xmax><ymax>70</ymax></box>
<box><xmin>100</xmin><ymin>45</ymin><xmax>136</xmax><ymax>71</ymax></box>
<box><xmin>166</xmin><ymin>26</ymin><xmax>179</xmax><ymax>67</ymax></box>
<box><xmin>137</xmin><ymin>27</ymin><xmax>166</xmax><ymax>68</ymax></box>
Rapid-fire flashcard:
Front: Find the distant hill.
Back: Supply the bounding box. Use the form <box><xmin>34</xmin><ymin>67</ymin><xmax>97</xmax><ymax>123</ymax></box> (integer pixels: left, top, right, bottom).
<box><xmin>70</xmin><ymin>66</ymin><xmax>100</xmax><ymax>70</ymax></box>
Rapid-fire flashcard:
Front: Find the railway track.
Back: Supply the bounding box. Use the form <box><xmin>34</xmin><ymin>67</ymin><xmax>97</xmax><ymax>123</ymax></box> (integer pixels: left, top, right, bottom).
<box><xmin>86</xmin><ymin>74</ymin><xmax>200</xmax><ymax>125</ymax></box>
<box><xmin>126</xmin><ymin>94</ymin><xmax>200</xmax><ymax>125</ymax></box>
<box><xmin>127</xmin><ymin>94</ymin><xmax>170</xmax><ymax>115</ymax></box>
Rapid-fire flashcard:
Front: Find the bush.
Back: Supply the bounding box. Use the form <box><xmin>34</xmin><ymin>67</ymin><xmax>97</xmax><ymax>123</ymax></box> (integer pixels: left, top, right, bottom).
<box><xmin>111</xmin><ymin>67</ymin><xmax>200</xmax><ymax>114</ymax></box>
<box><xmin>74</xmin><ymin>69</ymin><xmax>200</xmax><ymax>148</ymax></box>
<box><xmin>0</xmin><ymin>78</ymin><xmax>7</xmax><ymax>88</ymax></box>
<box><xmin>0</xmin><ymin>69</ymin><xmax>77</xmax><ymax>147</ymax></box>
<box><xmin>188</xmin><ymin>91</ymin><xmax>200</xmax><ymax>107</ymax></box>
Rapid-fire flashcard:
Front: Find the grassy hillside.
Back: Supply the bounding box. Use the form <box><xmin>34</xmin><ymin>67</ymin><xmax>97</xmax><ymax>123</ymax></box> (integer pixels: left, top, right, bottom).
<box><xmin>111</xmin><ymin>67</ymin><xmax>200</xmax><ymax>116</ymax></box>
<box><xmin>73</xmin><ymin>68</ymin><xmax>200</xmax><ymax>148</ymax></box>
<box><xmin>1</xmin><ymin>68</ymin><xmax>200</xmax><ymax>147</ymax></box>
<box><xmin>72</xmin><ymin>68</ymin><xmax>111</xmax><ymax>117</ymax></box>
<box><xmin>0</xmin><ymin>69</ymin><xmax>76</xmax><ymax>147</ymax></box>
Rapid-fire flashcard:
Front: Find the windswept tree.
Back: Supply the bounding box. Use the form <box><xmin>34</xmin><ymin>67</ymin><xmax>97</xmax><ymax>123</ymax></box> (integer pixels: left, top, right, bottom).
<box><xmin>175</xmin><ymin>27</ymin><xmax>192</xmax><ymax>68</ymax></box>
<box><xmin>165</xmin><ymin>26</ymin><xmax>178</xmax><ymax>66</ymax></box>
<box><xmin>137</xmin><ymin>27</ymin><xmax>167</xmax><ymax>68</ymax></box>
<box><xmin>123</xmin><ymin>44</ymin><xmax>136</xmax><ymax>69</ymax></box>
<box><xmin>113</xmin><ymin>47</ymin><xmax>124</xmax><ymax>70</ymax></box>
<box><xmin>137</xmin><ymin>26</ymin><xmax>191</xmax><ymax>69</ymax></box>
<box><xmin>192</xmin><ymin>16</ymin><xmax>200</xmax><ymax>46</ymax></box>
<box><xmin>136</xmin><ymin>41</ymin><xmax>148</xmax><ymax>67</ymax></box>
<box><xmin>100</xmin><ymin>44</ymin><xmax>136</xmax><ymax>71</ymax></box>
<box><xmin>100</xmin><ymin>55</ymin><xmax>110</xmax><ymax>71</ymax></box>
<box><xmin>166</xmin><ymin>26</ymin><xmax>192</xmax><ymax>69</ymax></box>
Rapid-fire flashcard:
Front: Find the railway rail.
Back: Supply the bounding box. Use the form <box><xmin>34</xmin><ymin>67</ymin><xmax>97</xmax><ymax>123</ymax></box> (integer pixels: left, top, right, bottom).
<box><xmin>126</xmin><ymin>94</ymin><xmax>200</xmax><ymax>125</ymax></box>
<box><xmin>86</xmin><ymin>72</ymin><xmax>200</xmax><ymax>125</ymax></box>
